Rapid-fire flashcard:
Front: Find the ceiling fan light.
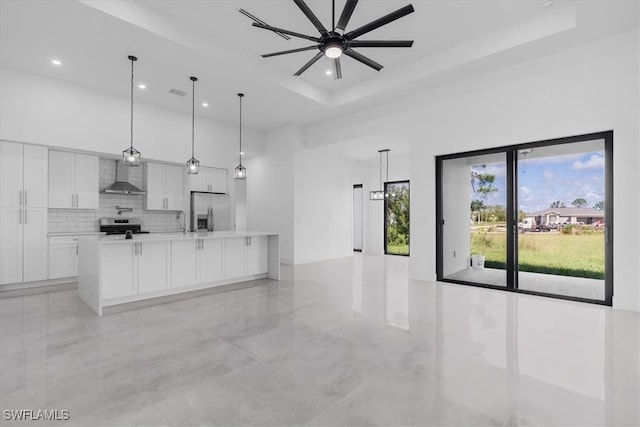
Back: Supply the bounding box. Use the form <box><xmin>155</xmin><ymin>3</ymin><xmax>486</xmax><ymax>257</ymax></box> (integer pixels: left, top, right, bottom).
<box><xmin>325</xmin><ymin>45</ymin><xmax>343</xmax><ymax>59</ymax></box>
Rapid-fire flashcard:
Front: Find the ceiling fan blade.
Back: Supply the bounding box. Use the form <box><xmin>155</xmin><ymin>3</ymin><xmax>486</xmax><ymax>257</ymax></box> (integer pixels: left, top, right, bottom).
<box><xmin>262</xmin><ymin>46</ymin><xmax>320</xmax><ymax>58</ymax></box>
<box><xmin>332</xmin><ymin>58</ymin><xmax>342</xmax><ymax>80</ymax></box>
<box><xmin>293</xmin><ymin>0</ymin><xmax>328</xmax><ymax>35</ymax></box>
<box><xmin>294</xmin><ymin>51</ymin><xmax>325</xmax><ymax>76</ymax></box>
<box><xmin>344</xmin><ymin>4</ymin><xmax>414</xmax><ymax>40</ymax></box>
<box><xmin>252</xmin><ymin>22</ymin><xmax>320</xmax><ymax>42</ymax></box>
<box><xmin>336</xmin><ymin>0</ymin><xmax>358</xmax><ymax>32</ymax></box>
<box><xmin>343</xmin><ymin>49</ymin><xmax>383</xmax><ymax>71</ymax></box>
<box><xmin>349</xmin><ymin>40</ymin><xmax>413</xmax><ymax>48</ymax></box>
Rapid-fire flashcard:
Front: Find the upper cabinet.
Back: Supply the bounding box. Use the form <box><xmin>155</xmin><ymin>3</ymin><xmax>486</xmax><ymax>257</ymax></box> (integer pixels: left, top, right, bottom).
<box><xmin>49</xmin><ymin>151</ymin><xmax>99</xmax><ymax>209</ymax></box>
<box><xmin>189</xmin><ymin>167</ymin><xmax>227</xmax><ymax>193</ymax></box>
<box><xmin>144</xmin><ymin>162</ymin><xmax>183</xmax><ymax>211</ymax></box>
<box><xmin>1</xmin><ymin>141</ymin><xmax>48</xmax><ymax>208</ymax></box>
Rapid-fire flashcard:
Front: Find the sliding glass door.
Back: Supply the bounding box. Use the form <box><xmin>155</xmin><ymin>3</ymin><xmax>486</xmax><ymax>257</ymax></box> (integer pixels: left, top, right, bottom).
<box><xmin>436</xmin><ymin>131</ymin><xmax>612</xmax><ymax>305</ymax></box>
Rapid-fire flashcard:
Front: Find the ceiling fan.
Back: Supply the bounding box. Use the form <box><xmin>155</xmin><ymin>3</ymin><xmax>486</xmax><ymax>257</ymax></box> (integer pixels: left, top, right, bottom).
<box><xmin>251</xmin><ymin>0</ymin><xmax>415</xmax><ymax>80</ymax></box>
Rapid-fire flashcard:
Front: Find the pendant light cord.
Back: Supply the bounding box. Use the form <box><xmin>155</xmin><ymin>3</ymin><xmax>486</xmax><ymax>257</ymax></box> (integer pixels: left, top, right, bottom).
<box><xmin>191</xmin><ymin>78</ymin><xmax>195</xmax><ymax>158</ymax></box>
<box><xmin>238</xmin><ymin>93</ymin><xmax>244</xmax><ymax>166</ymax></box>
<box><xmin>130</xmin><ymin>57</ymin><xmax>134</xmax><ymax>150</ymax></box>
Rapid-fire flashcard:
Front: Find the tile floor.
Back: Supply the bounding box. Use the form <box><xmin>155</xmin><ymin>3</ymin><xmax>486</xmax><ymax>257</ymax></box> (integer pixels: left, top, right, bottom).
<box><xmin>0</xmin><ymin>254</ymin><xmax>638</xmax><ymax>426</ymax></box>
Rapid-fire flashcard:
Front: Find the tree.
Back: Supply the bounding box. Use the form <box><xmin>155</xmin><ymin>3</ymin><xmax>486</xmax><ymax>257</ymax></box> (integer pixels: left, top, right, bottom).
<box><xmin>549</xmin><ymin>201</ymin><xmax>566</xmax><ymax>208</ymax></box>
<box><xmin>571</xmin><ymin>198</ymin><xmax>588</xmax><ymax>208</ymax></box>
<box><xmin>593</xmin><ymin>201</ymin><xmax>605</xmax><ymax>210</ymax></box>
<box><xmin>470</xmin><ymin>169</ymin><xmax>498</xmax><ymax>222</ymax></box>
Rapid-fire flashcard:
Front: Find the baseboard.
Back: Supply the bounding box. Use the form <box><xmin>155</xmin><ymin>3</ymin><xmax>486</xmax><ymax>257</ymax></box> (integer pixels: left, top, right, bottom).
<box><xmin>0</xmin><ymin>280</ymin><xmax>77</xmax><ymax>298</ymax></box>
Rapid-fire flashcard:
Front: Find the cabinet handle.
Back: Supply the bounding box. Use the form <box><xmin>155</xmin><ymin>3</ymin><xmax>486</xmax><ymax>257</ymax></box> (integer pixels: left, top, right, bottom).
<box><xmin>75</xmin><ymin>194</ymin><xmax>78</xmax><ymax>207</ymax></box>
<box><xmin>24</xmin><ymin>190</ymin><xmax>27</xmax><ymax>206</ymax></box>
<box><xmin>133</xmin><ymin>243</ymin><xmax>136</xmax><ymax>255</ymax></box>
<box><xmin>19</xmin><ymin>190</ymin><xmax>22</xmax><ymax>206</ymax></box>
<box><xmin>24</xmin><ymin>210</ymin><xmax>27</xmax><ymax>225</ymax></box>
<box><xmin>201</xmin><ymin>240</ymin><xmax>204</xmax><ymax>250</ymax></box>
<box><xmin>76</xmin><ymin>246</ymin><xmax>78</xmax><ymax>255</ymax></box>
<box><xmin>19</xmin><ymin>208</ymin><xmax>21</xmax><ymax>224</ymax></box>
<box><xmin>139</xmin><ymin>243</ymin><xmax>142</xmax><ymax>255</ymax></box>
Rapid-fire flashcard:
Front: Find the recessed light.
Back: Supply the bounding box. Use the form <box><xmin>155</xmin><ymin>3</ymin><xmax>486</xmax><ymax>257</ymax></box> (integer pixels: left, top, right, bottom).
<box><xmin>138</xmin><ymin>84</ymin><xmax>146</xmax><ymax>89</ymax></box>
<box><xmin>240</xmin><ymin>151</ymin><xmax>245</xmax><ymax>155</ymax></box>
<box><xmin>325</xmin><ymin>70</ymin><xmax>332</xmax><ymax>75</ymax></box>
<box><xmin>51</xmin><ymin>59</ymin><xmax>62</xmax><ymax>66</ymax></box>
<box><xmin>201</xmin><ymin>102</ymin><xmax>209</xmax><ymax>107</ymax></box>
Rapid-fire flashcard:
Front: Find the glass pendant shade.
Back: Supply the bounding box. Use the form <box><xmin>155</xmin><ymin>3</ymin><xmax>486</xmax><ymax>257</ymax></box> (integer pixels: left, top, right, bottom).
<box><xmin>369</xmin><ymin>190</ymin><xmax>384</xmax><ymax>200</ymax></box>
<box><xmin>186</xmin><ymin>157</ymin><xmax>200</xmax><ymax>175</ymax></box>
<box><xmin>122</xmin><ymin>146</ymin><xmax>141</xmax><ymax>166</ymax></box>
<box><xmin>234</xmin><ymin>164</ymin><xmax>246</xmax><ymax>180</ymax></box>
<box><xmin>123</xmin><ymin>55</ymin><xmax>141</xmax><ymax>166</ymax></box>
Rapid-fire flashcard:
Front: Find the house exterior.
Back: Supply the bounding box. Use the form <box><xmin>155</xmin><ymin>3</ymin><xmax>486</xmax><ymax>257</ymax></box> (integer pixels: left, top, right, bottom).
<box><xmin>527</xmin><ymin>207</ymin><xmax>605</xmax><ymax>226</ymax></box>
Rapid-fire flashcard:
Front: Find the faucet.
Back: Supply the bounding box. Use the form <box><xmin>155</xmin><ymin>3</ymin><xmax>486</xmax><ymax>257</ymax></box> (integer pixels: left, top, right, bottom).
<box><xmin>176</xmin><ymin>211</ymin><xmax>186</xmax><ymax>234</ymax></box>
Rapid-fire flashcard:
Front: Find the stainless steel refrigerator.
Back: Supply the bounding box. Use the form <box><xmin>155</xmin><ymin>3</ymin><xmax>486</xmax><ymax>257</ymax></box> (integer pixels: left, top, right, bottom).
<box><xmin>190</xmin><ymin>191</ymin><xmax>231</xmax><ymax>232</ymax></box>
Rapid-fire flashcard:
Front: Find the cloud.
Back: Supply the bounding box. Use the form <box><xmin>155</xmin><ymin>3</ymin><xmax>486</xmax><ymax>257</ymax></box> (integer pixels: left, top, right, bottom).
<box><xmin>572</xmin><ymin>154</ymin><xmax>604</xmax><ymax>170</ymax></box>
<box><xmin>543</xmin><ymin>168</ymin><xmax>554</xmax><ymax>179</ymax></box>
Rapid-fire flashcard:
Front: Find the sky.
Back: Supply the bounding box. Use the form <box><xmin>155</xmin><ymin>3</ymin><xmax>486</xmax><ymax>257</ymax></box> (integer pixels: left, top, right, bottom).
<box><xmin>471</xmin><ymin>151</ymin><xmax>605</xmax><ymax>214</ymax></box>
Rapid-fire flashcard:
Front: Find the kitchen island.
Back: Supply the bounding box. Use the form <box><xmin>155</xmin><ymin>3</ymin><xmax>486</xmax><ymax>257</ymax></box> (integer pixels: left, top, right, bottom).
<box><xmin>78</xmin><ymin>231</ymin><xmax>279</xmax><ymax>315</ymax></box>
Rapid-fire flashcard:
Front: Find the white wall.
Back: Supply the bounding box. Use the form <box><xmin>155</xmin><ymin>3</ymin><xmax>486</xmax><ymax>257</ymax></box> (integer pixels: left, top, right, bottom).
<box><xmin>304</xmin><ymin>30</ymin><xmax>640</xmax><ymax>312</ymax></box>
<box><xmin>245</xmin><ymin>126</ymin><xmax>295</xmax><ymax>264</ymax></box>
<box><xmin>442</xmin><ymin>157</ymin><xmax>472</xmax><ymax>275</ymax></box>
<box><xmin>0</xmin><ymin>65</ymin><xmax>264</xmax><ymax>168</ymax></box>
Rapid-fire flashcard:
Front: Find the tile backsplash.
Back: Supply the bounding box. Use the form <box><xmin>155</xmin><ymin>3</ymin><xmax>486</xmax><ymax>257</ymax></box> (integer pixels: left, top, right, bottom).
<box><xmin>48</xmin><ymin>159</ymin><xmax>184</xmax><ymax>233</ymax></box>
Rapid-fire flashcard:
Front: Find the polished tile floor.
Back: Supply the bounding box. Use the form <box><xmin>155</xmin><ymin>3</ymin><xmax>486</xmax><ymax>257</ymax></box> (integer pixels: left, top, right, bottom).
<box><xmin>1</xmin><ymin>254</ymin><xmax>638</xmax><ymax>426</ymax></box>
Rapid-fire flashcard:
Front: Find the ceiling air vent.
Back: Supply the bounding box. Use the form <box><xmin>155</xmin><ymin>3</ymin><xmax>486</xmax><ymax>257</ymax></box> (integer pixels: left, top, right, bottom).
<box><xmin>169</xmin><ymin>88</ymin><xmax>187</xmax><ymax>97</ymax></box>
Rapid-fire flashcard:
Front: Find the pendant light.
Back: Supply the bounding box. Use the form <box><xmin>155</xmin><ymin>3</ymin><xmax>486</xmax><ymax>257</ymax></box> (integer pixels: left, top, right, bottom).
<box><xmin>122</xmin><ymin>55</ymin><xmax>141</xmax><ymax>166</ymax></box>
<box><xmin>370</xmin><ymin>149</ymin><xmax>390</xmax><ymax>200</ymax></box>
<box><xmin>186</xmin><ymin>76</ymin><xmax>200</xmax><ymax>175</ymax></box>
<box><xmin>234</xmin><ymin>93</ymin><xmax>246</xmax><ymax>180</ymax></box>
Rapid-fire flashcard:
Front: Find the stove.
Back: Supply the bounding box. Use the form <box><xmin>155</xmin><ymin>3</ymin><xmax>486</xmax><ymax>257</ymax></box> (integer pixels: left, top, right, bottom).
<box><xmin>99</xmin><ymin>218</ymin><xmax>149</xmax><ymax>235</ymax></box>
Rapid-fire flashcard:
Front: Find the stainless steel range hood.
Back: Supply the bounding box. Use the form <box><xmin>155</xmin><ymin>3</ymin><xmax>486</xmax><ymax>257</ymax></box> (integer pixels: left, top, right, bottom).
<box><xmin>103</xmin><ymin>161</ymin><xmax>146</xmax><ymax>195</ymax></box>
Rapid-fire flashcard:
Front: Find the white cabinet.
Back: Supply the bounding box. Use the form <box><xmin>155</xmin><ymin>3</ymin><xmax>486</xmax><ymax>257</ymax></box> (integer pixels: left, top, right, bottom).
<box><xmin>137</xmin><ymin>241</ymin><xmax>169</xmax><ymax>294</ymax></box>
<box><xmin>225</xmin><ymin>236</ymin><xmax>268</xmax><ymax>279</ymax></box>
<box><xmin>0</xmin><ymin>142</ymin><xmax>48</xmax><ymax>284</ymax></box>
<box><xmin>101</xmin><ymin>243</ymin><xmax>135</xmax><ymax>299</ymax></box>
<box><xmin>49</xmin><ymin>237</ymin><xmax>78</xmax><ymax>279</ymax></box>
<box><xmin>199</xmin><ymin>238</ymin><xmax>224</xmax><ymax>283</ymax></box>
<box><xmin>247</xmin><ymin>236</ymin><xmax>268</xmax><ymax>275</ymax></box>
<box><xmin>1</xmin><ymin>142</ymin><xmax>48</xmax><ymax>208</ymax></box>
<box><xmin>144</xmin><ymin>163</ymin><xmax>184</xmax><ymax>211</ymax></box>
<box><xmin>101</xmin><ymin>241</ymin><xmax>168</xmax><ymax>299</ymax></box>
<box><xmin>171</xmin><ymin>238</ymin><xmax>223</xmax><ymax>288</ymax></box>
<box><xmin>171</xmin><ymin>240</ymin><xmax>198</xmax><ymax>288</ymax></box>
<box><xmin>189</xmin><ymin>167</ymin><xmax>227</xmax><ymax>193</ymax></box>
<box><xmin>0</xmin><ymin>207</ymin><xmax>48</xmax><ymax>284</ymax></box>
<box><xmin>49</xmin><ymin>151</ymin><xmax>99</xmax><ymax>209</ymax></box>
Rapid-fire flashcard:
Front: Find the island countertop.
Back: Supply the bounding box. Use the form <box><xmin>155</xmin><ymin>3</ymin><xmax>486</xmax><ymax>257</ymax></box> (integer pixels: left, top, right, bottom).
<box><xmin>81</xmin><ymin>230</ymin><xmax>278</xmax><ymax>244</ymax></box>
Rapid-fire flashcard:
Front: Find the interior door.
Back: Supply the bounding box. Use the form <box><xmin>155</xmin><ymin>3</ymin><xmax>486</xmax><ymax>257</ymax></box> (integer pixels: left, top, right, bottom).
<box><xmin>353</xmin><ymin>184</ymin><xmax>363</xmax><ymax>252</ymax></box>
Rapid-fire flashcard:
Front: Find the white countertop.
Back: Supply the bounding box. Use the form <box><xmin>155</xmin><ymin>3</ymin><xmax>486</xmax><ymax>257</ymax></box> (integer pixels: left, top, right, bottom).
<box><xmin>48</xmin><ymin>232</ymin><xmax>107</xmax><ymax>237</ymax></box>
<box><xmin>79</xmin><ymin>230</ymin><xmax>278</xmax><ymax>244</ymax></box>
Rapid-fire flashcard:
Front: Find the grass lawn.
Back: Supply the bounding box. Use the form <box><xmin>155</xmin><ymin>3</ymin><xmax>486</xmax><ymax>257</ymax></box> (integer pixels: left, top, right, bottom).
<box><xmin>471</xmin><ymin>231</ymin><xmax>605</xmax><ymax>279</ymax></box>
<box><xmin>387</xmin><ymin>244</ymin><xmax>409</xmax><ymax>255</ymax></box>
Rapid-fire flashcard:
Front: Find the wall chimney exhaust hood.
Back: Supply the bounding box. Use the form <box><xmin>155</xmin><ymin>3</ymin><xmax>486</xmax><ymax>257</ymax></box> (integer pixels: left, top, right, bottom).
<box><xmin>103</xmin><ymin>161</ymin><xmax>146</xmax><ymax>195</ymax></box>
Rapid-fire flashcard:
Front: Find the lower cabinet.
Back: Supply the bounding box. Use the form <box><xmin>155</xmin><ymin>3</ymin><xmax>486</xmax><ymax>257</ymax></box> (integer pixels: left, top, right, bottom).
<box><xmin>49</xmin><ymin>237</ymin><xmax>78</xmax><ymax>279</ymax></box>
<box><xmin>101</xmin><ymin>241</ymin><xmax>168</xmax><ymax>299</ymax></box>
<box><xmin>225</xmin><ymin>236</ymin><xmax>268</xmax><ymax>279</ymax></box>
<box><xmin>0</xmin><ymin>206</ymin><xmax>47</xmax><ymax>284</ymax></box>
<box><xmin>171</xmin><ymin>238</ymin><xmax>223</xmax><ymax>288</ymax></box>
<box><xmin>171</xmin><ymin>240</ymin><xmax>198</xmax><ymax>288</ymax></box>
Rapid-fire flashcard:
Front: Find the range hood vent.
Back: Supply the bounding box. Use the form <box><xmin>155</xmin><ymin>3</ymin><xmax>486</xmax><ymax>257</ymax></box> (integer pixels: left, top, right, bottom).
<box><xmin>103</xmin><ymin>161</ymin><xmax>146</xmax><ymax>195</ymax></box>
